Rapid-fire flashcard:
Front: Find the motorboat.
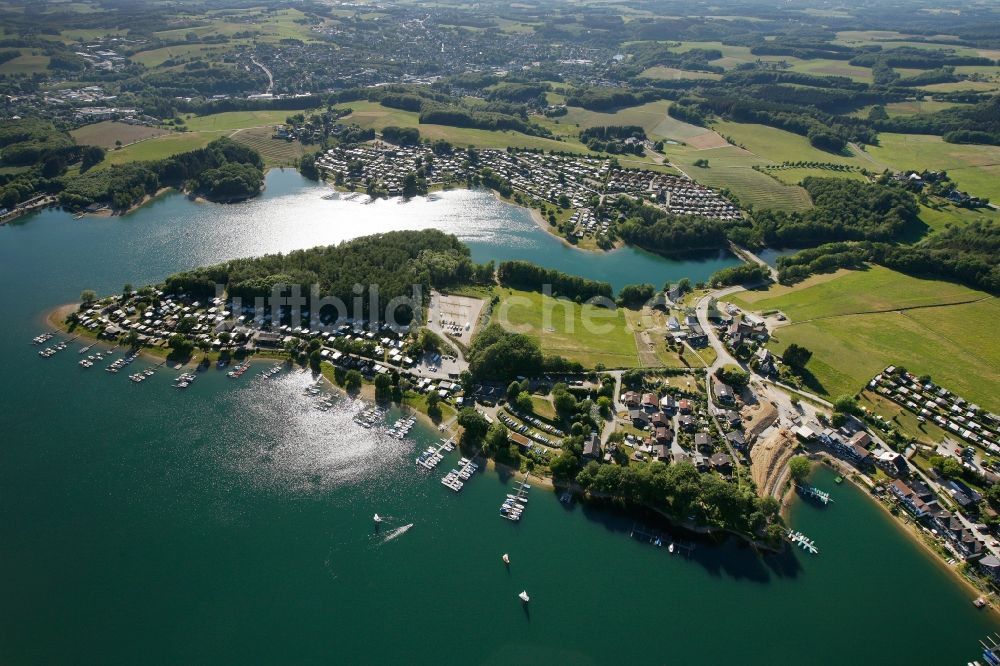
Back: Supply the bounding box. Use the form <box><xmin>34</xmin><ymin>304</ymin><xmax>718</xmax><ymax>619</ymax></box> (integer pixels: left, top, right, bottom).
<box><xmin>668</xmin><ymin>543</ymin><xmax>675</xmax><ymax>554</ymax></box>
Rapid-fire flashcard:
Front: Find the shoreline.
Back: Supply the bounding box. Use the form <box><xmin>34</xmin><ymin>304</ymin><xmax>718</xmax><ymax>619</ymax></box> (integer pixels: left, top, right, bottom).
<box><xmin>805</xmin><ymin>453</ymin><xmax>998</xmax><ymax>614</ymax></box>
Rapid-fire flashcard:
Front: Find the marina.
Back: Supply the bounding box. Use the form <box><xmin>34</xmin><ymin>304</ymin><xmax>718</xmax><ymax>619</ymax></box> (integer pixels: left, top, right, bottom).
<box><xmin>500</xmin><ymin>475</ymin><xmax>531</xmax><ymax>522</ymax></box>
<box><xmin>441</xmin><ymin>457</ymin><xmax>479</xmax><ymax>492</ymax></box>
<box><xmin>416</xmin><ymin>437</ymin><xmax>456</xmax><ymax>470</ymax></box>
<box><xmin>797</xmin><ymin>485</ymin><xmax>833</xmax><ymax>505</ymax></box>
<box><xmin>2</xmin><ymin>170</ymin><xmax>997</xmax><ymax>666</ymax></box>
<box><xmin>787</xmin><ymin>530</ymin><xmax>819</xmax><ymax>555</ymax></box>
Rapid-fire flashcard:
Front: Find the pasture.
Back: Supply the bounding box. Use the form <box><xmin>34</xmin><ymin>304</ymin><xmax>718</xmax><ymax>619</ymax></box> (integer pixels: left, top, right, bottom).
<box><xmin>730</xmin><ymin>266</ymin><xmax>998</xmax><ymax>410</ymax></box>
<box><xmin>230</xmin><ymin>126</ymin><xmax>306</xmax><ymax>167</ymax></box>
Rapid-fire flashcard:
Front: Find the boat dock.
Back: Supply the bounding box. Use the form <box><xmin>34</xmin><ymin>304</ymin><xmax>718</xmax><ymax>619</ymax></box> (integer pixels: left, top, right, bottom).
<box><xmin>797</xmin><ymin>484</ymin><xmax>833</xmax><ymax>505</ymax></box>
<box><xmin>787</xmin><ymin>530</ymin><xmax>819</xmax><ymax>554</ymax></box>
<box><xmin>417</xmin><ymin>437</ymin><xmax>455</xmax><ymax>470</ymax></box>
<box><xmin>441</xmin><ymin>456</ymin><xmax>478</xmax><ymax>492</ymax></box>
<box><xmin>629</xmin><ymin>523</ymin><xmax>695</xmax><ymax>556</ymax></box>
<box><xmin>500</xmin><ymin>475</ymin><xmax>531</xmax><ymax>522</ymax></box>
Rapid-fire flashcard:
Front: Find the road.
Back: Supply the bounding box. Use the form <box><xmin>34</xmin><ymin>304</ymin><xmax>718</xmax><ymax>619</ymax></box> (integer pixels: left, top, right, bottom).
<box><xmin>250</xmin><ymin>55</ymin><xmax>273</xmax><ymax>94</ymax></box>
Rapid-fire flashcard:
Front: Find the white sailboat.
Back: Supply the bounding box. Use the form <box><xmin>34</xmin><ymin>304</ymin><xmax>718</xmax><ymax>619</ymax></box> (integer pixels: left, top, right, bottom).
<box><xmin>518</xmin><ymin>591</ymin><xmax>530</xmax><ymax>603</ymax></box>
<box><xmin>502</xmin><ymin>553</ymin><xmax>510</xmax><ymax>565</ymax></box>
<box><xmin>373</xmin><ymin>514</ymin><xmax>383</xmax><ymax>523</ymax></box>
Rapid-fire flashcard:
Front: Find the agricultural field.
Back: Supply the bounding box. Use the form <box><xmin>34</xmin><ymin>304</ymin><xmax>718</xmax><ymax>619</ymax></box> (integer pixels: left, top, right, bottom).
<box><xmin>731</xmin><ymin>266</ymin><xmax>999</xmax><ymax>410</ymax></box>
<box><xmin>97</xmin><ymin>132</ymin><xmax>223</xmax><ymax>168</ymax></box>
<box><xmin>638</xmin><ymin>66</ymin><xmax>721</xmax><ymax>81</ymax></box>
<box><xmin>0</xmin><ymin>52</ymin><xmax>49</xmax><ymax>75</ymax></box>
<box><xmin>711</xmin><ymin>121</ymin><xmax>871</xmax><ymax>168</ymax></box>
<box><xmin>70</xmin><ymin>121</ymin><xmax>169</xmax><ymax>149</ymax></box>
<box><xmin>662</xmin><ymin>143</ymin><xmax>814</xmax><ymax>212</ymax></box>
<box><xmin>763</xmin><ymin>167</ymin><xmax>867</xmax><ymax>186</ymax></box>
<box><xmin>230</xmin><ymin>126</ymin><xmax>305</xmax><ymax>167</ymax></box>
<box><xmin>884</xmin><ymin>100</ymin><xmax>966</xmax><ymax>117</ymax></box>
<box><xmin>130</xmin><ymin>43</ymin><xmax>236</xmax><ymax>68</ymax></box>
<box><xmin>338</xmin><ymin>101</ymin><xmax>591</xmax><ymax>153</ymax></box>
<box><xmin>183</xmin><ymin>110</ymin><xmax>300</xmax><ymax>132</ymax></box>
<box><xmin>495</xmin><ymin>288</ymin><xmax>640</xmax><ymax>368</ymax></box>
<box><xmin>862</xmin><ymin>133</ymin><xmax>1000</xmax><ymax>202</ymax></box>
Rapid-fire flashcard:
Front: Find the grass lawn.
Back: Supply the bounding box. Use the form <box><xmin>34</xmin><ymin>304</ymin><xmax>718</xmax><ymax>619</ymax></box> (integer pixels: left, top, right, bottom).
<box><xmin>863</xmin><ymin>133</ymin><xmax>1000</xmax><ymax>203</ymax></box>
<box><xmin>884</xmin><ymin>100</ymin><xmax>966</xmax><ymax>117</ymax></box>
<box><xmin>859</xmin><ymin>390</ymin><xmax>954</xmax><ymax>447</ymax></box>
<box><xmin>530</xmin><ymin>395</ymin><xmax>557</xmax><ymax>420</ymax></box>
<box><xmin>917</xmin><ymin>202</ymin><xmax>1000</xmax><ymax>235</ymax></box>
<box><xmin>70</xmin><ymin>121</ymin><xmax>169</xmax><ymax>149</ymax></box>
<box><xmin>495</xmin><ymin>288</ymin><xmax>640</xmax><ymax>368</ymax></box>
<box><xmin>742</xmin><ymin>267</ymin><xmax>999</xmax><ymax>411</ymax></box>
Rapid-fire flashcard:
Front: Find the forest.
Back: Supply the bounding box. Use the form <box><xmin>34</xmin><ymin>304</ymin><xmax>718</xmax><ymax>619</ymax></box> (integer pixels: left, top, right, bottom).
<box><xmin>59</xmin><ymin>138</ymin><xmax>264</xmax><ymax>210</ymax></box>
<box><xmin>164</xmin><ymin>229</ymin><xmax>482</xmax><ymax>324</ymax></box>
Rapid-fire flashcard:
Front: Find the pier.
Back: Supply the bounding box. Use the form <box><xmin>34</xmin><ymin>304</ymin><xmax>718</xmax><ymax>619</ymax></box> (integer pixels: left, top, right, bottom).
<box><xmin>441</xmin><ymin>456</ymin><xmax>478</xmax><ymax>492</ymax></box>
<box><xmin>797</xmin><ymin>484</ymin><xmax>833</xmax><ymax>505</ymax></box>
<box><xmin>500</xmin><ymin>474</ymin><xmax>531</xmax><ymax>522</ymax></box>
<box><xmin>416</xmin><ymin>437</ymin><xmax>455</xmax><ymax>470</ymax></box>
<box><xmin>787</xmin><ymin>530</ymin><xmax>819</xmax><ymax>554</ymax></box>
<box><xmin>629</xmin><ymin>523</ymin><xmax>695</xmax><ymax>556</ymax></box>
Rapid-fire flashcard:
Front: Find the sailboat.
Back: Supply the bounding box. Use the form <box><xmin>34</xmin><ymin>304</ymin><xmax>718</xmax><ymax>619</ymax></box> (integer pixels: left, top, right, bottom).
<box><xmin>502</xmin><ymin>553</ymin><xmax>510</xmax><ymax>565</ymax></box>
<box><xmin>668</xmin><ymin>543</ymin><xmax>675</xmax><ymax>554</ymax></box>
<box><xmin>518</xmin><ymin>591</ymin><xmax>530</xmax><ymax>603</ymax></box>
<box><xmin>373</xmin><ymin>514</ymin><xmax>384</xmax><ymax>523</ymax></box>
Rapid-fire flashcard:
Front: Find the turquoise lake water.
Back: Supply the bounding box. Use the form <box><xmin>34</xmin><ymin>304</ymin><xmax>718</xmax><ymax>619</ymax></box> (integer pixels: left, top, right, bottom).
<box><xmin>0</xmin><ymin>169</ymin><xmax>995</xmax><ymax>664</ymax></box>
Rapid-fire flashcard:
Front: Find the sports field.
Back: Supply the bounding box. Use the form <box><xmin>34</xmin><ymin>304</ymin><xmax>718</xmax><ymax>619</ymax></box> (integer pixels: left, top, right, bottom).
<box><xmin>731</xmin><ymin>266</ymin><xmax>998</xmax><ymax>410</ymax></box>
<box><xmin>495</xmin><ymin>288</ymin><xmax>640</xmax><ymax>368</ymax></box>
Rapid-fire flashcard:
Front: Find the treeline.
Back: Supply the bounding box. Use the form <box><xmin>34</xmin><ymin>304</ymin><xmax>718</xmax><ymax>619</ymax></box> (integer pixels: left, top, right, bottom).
<box><xmin>579</xmin><ymin>125</ymin><xmax>646</xmax><ymax>154</ymax></box>
<box><xmin>709</xmin><ymin>263</ymin><xmax>770</xmax><ymax>287</ymax></box>
<box><xmin>550</xmin><ymin>455</ymin><xmax>783</xmax><ymax>546</ymax></box>
<box><xmin>850</xmin><ymin>48</ymin><xmax>995</xmax><ymax>69</ymax></box>
<box><xmin>776</xmin><ymin>221</ymin><xmax>999</xmax><ymax>294</ymax></box>
<box><xmin>564</xmin><ymin>86</ymin><xmax>662</xmax><ymax>111</ymax></box>
<box><xmin>750</xmin><ymin>178</ymin><xmax>918</xmax><ymax>247</ymax></box>
<box><xmin>59</xmin><ymin>138</ymin><xmax>263</xmax><ymax>210</ymax></box>
<box><xmin>496</xmin><ymin>260</ymin><xmax>613</xmax><ymax>301</ymax></box>
<box><xmin>467</xmin><ymin>323</ymin><xmax>583</xmax><ymax>380</ymax></box>
<box><xmin>876</xmin><ymin>95</ymin><xmax>1000</xmax><ymax>146</ymax></box>
<box><xmin>165</xmin><ymin>229</ymin><xmax>482</xmax><ymax>323</ymax></box>
<box><xmin>381</xmin><ymin>126</ymin><xmax>420</xmax><ymax>145</ymax></box>
<box><xmin>418</xmin><ymin>107</ymin><xmax>549</xmax><ymax>137</ymax></box>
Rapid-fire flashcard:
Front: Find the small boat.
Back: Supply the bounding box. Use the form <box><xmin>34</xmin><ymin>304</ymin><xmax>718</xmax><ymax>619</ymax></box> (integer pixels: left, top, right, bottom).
<box><xmin>502</xmin><ymin>553</ymin><xmax>510</xmax><ymax>565</ymax></box>
<box><xmin>834</xmin><ymin>476</ymin><xmax>844</xmax><ymax>484</ymax></box>
<box><xmin>373</xmin><ymin>514</ymin><xmax>383</xmax><ymax>523</ymax></box>
<box><xmin>518</xmin><ymin>591</ymin><xmax>530</xmax><ymax>603</ymax></box>
<box><xmin>974</xmin><ymin>597</ymin><xmax>987</xmax><ymax>608</ymax></box>
<box><xmin>668</xmin><ymin>543</ymin><xmax>675</xmax><ymax>554</ymax></box>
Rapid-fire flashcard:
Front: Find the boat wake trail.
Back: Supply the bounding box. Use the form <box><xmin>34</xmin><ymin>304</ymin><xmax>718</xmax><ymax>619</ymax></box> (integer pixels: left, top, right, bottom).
<box><xmin>381</xmin><ymin>523</ymin><xmax>414</xmax><ymax>543</ymax></box>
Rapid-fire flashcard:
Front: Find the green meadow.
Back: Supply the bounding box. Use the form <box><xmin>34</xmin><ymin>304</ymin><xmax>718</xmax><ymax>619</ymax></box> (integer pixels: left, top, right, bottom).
<box><xmin>495</xmin><ymin>288</ymin><xmax>640</xmax><ymax>369</ymax></box>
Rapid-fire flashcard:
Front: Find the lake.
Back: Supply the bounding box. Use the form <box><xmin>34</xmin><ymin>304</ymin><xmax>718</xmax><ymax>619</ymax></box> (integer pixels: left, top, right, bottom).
<box><xmin>0</xmin><ymin>169</ymin><xmax>995</xmax><ymax>664</ymax></box>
